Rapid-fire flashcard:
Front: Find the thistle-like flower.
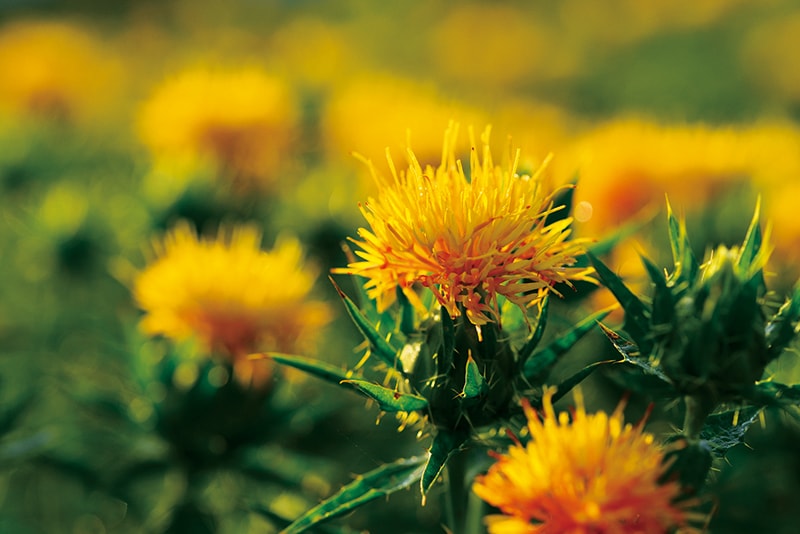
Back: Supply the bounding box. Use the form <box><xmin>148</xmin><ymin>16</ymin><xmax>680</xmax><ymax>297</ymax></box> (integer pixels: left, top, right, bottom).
<box><xmin>338</xmin><ymin>123</ymin><xmax>594</xmax><ymax>326</ymax></box>
<box><xmin>473</xmin><ymin>389</ymin><xmax>697</xmax><ymax>534</ymax></box>
<box><xmin>591</xmin><ymin>201</ymin><xmax>800</xmax><ymax>439</ymax></box>
<box><xmin>137</xmin><ymin>67</ymin><xmax>298</xmax><ymax>191</ymax></box>
<box><xmin>134</xmin><ymin>222</ymin><xmax>331</xmax><ymax>385</ymax></box>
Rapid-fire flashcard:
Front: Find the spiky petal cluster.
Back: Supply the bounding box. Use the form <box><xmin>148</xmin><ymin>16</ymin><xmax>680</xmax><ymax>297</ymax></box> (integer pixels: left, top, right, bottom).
<box><xmin>339</xmin><ymin>124</ymin><xmax>594</xmax><ymax>326</ymax></box>
<box><xmin>473</xmin><ymin>390</ymin><xmax>694</xmax><ymax>533</ymax></box>
<box><xmin>134</xmin><ymin>222</ymin><xmax>331</xmax><ymax>383</ymax></box>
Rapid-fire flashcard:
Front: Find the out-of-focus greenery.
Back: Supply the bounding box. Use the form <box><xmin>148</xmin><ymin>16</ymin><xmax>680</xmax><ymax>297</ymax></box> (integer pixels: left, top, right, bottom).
<box><xmin>1</xmin><ymin>1</ymin><xmax>799</xmax><ymax>533</ymax></box>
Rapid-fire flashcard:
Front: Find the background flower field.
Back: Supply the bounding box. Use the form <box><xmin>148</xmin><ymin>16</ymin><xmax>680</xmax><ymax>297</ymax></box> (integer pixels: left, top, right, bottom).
<box><xmin>1</xmin><ymin>1</ymin><xmax>800</xmax><ymax>533</ymax></box>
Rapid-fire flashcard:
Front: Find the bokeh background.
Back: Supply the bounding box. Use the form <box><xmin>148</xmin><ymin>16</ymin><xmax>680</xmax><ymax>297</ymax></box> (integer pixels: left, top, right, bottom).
<box><xmin>1</xmin><ymin>0</ymin><xmax>800</xmax><ymax>533</ymax></box>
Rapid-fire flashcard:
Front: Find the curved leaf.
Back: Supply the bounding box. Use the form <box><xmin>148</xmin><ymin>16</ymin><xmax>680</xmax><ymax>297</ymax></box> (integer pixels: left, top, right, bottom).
<box><xmin>421</xmin><ymin>429</ymin><xmax>468</xmax><ymax>498</ymax></box>
<box><xmin>279</xmin><ymin>456</ymin><xmax>426</xmax><ymax>534</ymax></box>
<box><xmin>341</xmin><ymin>379</ymin><xmax>429</xmax><ymax>412</ymax></box>
<box><xmin>330</xmin><ymin>277</ymin><xmax>403</xmax><ymax>373</ymax></box>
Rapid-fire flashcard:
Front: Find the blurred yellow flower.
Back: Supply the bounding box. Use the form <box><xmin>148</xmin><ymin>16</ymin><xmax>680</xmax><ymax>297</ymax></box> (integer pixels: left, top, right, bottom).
<box><xmin>556</xmin><ymin>118</ymin><xmax>800</xmax><ymax>234</ymax></box>
<box><xmin>322</xmin><ymin>75</ymin><xmax>485</xmax><ymax>166</ymax></box>
<box><xmin>134</xmin><ymin>222</ymin><xmax>332</xmax><ymax>384</ymax></box>
<box><xmin>473</xmin><ymin>390</ymin><xmax>696</xmax><ymax>534</ymax></box>
<box><xmin>136</xmin><ymin>66</ymin><xmax>298</xmax><ymax>192</ymax></box>
<box><xmin>0</xmin><ymin>19</ymin><xmax>122</xmax><ymax>123</ymax></box>
<box><xmin>337</xmin><ymin>123</ymin><xmax>594</xmax><ymax>326</ymax></box>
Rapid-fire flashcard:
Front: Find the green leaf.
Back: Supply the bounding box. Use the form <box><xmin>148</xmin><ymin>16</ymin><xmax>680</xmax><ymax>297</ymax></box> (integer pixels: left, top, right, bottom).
<box><xmin>598</xmin><ymin>323</ymin><xmax>673</xmax><ymax>385</ymax></box>
<box><xmin>765</xmin><ymin>282</ymin><xmax>800</xmax><ymax>361</ymax></box>
<box><xmin>587</xmin><ymin>252</ymin><xmax>651</xmax><ymax>351</ymax></box>
<box><xmin>738</xmin><ymin>199</ymin><xmax>763</xmax><ymax>272</ymax></box>
<box><xmin>0</xmin><ymin>393</ymin><xmax>34</xmax><ymax>437</ymax></box>
<box><xmin>700</xmin><ymin>406</ymin><xmax>762</xmax><ymax>456</ymax></box>
<box><xmin>280</xmin><ymin>455</ymin><xmax>426</xmax><ymax>534</ymax></box>
<box><xmin>340</xmin><ymin>379</ymin><xmax>429</xmax><ymax>413</ymax></box>
<box><xmin>397</xmin><ymin>285</ymin><xmax>415</xmax><ymax>336</ymax></box>
<box><xmin>266</xmin><ymin>353</ymin><xmax>355</xmax><ymax>389</ymax></box>
<box><xmin>462</xmin><ymin>356</ymin><xmax>488</xmax><ymax>401</ymax></box>
<box><xmin>640</xmin><ymin>254</ymin><xmax>673</xmax><ymax>329</ymax></box>
<box><xmin>747</xmin><ymin>382</ymin><xmax>800</xmax><ymax>420</ymax></box>
<box><xmin>421</xmin><ymin>430</ymin><xmax>468</xmax><ymax>498</ymax></box>
<box><xmin>522</xmin><ymin>308</ymin><xmax>609</xmax><ymax>385</ymax></box>
<box><xmin>330</xmin><ymin>277</ymin><xmax>403</xmax><ymax>373</ymax></box>
<box><xmin>517</xmin><ymin>296</ymin><xmax>549</xmax><ymax>367</ymax></box>
<box><xmin>666</xmin><ymin>200</ymin><xmax>699</xmax><ymax>285</ymax></box>
<box><xmin>552</xmin><ymin>360</ymin><xmax>616</xmax><ymax>404</ymax></box>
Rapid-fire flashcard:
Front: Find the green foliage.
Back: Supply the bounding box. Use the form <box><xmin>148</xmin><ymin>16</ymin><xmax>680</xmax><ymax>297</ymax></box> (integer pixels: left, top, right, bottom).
<box><xmin>591</xmin><ymin>201</ymin><xmax>800</xmax><ymax>447</ymax></box>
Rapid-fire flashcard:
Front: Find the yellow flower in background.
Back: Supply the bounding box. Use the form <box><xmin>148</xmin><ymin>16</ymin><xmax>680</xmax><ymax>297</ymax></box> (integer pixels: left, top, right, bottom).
<box><xmin>473</xmin><ymin>390</ymin><xmax>696</xmax><ymax>533</ymax></box>
<box><xmin>134</xmin><ymin>222</ymin><xmax>332</xmax><ymax>384</ymax></box>
<box><xmin>0</xmin><ymin>19</ymin><xmax>122</xmax><ymax>123</ymax></box>
<box><xmin>137</xmin><ymin>66</ymin><xmax>298</xmax><ymax>192</ymax></box>
<box><xmin>338</xmin><ymin>123</ymin><xmax>594</xmax><ymax>326</ymax></box>
<box><xmin>555</xmin><ymin>118</ymin><xmax>800</xmax><ymax>234</ymax></box>
<box><xmin>322</xmin><ymin>75</ymin><xmax>486</xmax><ymax>166</ymax></box>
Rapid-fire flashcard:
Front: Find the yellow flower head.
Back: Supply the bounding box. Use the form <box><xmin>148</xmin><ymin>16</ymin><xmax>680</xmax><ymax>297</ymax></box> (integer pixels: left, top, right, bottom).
<box><xmin>0</xmin><ymin>19</ymin><xmax>122</xmax><ymax>122</ymax></box>
<box><xmin>134</xmin><ymin>222</ymin><xmax>332</xmax><ymax>363</ymax></box>
<box><xmin>338</xmin><ymin>124</ymin><xmax>594</xmax><ymax>326</ymax></box>
<box><xmin>473</xmin><ymin>390</ymin><xmax>696</xmax><ymax>534</ymax></box>
<box><xmin>136</xmin><ymin>66</ymin><xmax>298</xmax><ymax>191</ymax></box>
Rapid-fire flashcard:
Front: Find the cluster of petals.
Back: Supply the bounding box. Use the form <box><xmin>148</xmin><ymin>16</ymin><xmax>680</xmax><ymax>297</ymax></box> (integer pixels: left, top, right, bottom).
<box><xmin>473</xmin><ymin>389</ymin><xmax>696</xmax><ymax>533</ymax></box>
<box><xmin>340</xmin><ymin>123</ymin><xmax>594</xmax><ymax>325</ymax></box>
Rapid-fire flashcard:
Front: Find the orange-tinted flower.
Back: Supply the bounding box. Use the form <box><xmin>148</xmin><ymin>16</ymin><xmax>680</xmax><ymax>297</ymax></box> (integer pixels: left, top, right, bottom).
<box><xmin>134</xmin><ymin>222</ymin><xmax>331</xmax><ymax>385</ymax></box>
<box><xmin>337</xmin><ymin>124</ymin><xmax>594</xmax><ymax>326</ymax></box>
<box><xmin>473</xmin><ymin>390</ymin><xmax>696</xmax><ymax>533</ymax></box>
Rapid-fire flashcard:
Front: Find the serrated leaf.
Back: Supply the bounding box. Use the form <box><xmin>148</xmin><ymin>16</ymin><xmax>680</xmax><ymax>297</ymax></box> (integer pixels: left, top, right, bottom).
<box><xmin>640</xmin><ymin>254</ymin><xmax>673</xmax><ymax>329</ymax></box>
<box><xmin>522</xmin><ymin>308</ymin><xmax>609</xmax><ymax>385</ymax></box>
<box><xmin>462</xmin><ymin>356</ymin><xmax>488</xmax><ymax>401</ymax></box>
<box><xmin>421</xmin><ymin>430</ymin><xmax>468</xmax><ymax>497</ymax></box>
<box><xmin>747</xmin><ymin>382</ymin><xmax>800</xmax><ymax>420</ymax></box>
<box><xmin>598</xmin><ymin>323</ymin><xmax>673</xmax><ymax>384</ymax></box>
<box><xmin>265</xmin><ymin>353</ymin><xmax>356</xmax><ymax>389</ymax></box>
<box><xmin>280</xmin><ymin>455</ymin><xmax>426</xmax><ymax>534</ymax></box>
<box><xmin>700</xmin><ymin>406</ymin><xmax>762</xmax><ymax>456</ymax></box>
<box><xmin>765</xmin><ymin>282</ymin><xmax>800</xmax><ymax>361</ymax></box>
<box><xmin>552</xmin><ymin>360</ymin><xmax>616</xmax><ymax>404</ymax></box>
<box><xmin>340</xmin><ymin>379</ymin><xmax>428</xmax><ymax>413</ymax></box>
<box><xmin>666</xmin><ymin>200</ymin><xmax>699</xmax><ymax>285</ymax></box>
<box><xmin>517</xmin><ymin>296</ymin><xmax>549</xmax><ymax>367</ymax></box>
<box><xmin>252</xmin><ymin>506</ymin><xmax>358</xmax><ymax>534</ymax></box>
<box><xmin>587</xmin><ymin>252</ymin><xmax>651</xmax><ymax>351</ymax></box>
<box><xmin>738</xmin><ymin>199</ymin><xmax>763</xmax><ymax>271</ymax></box>
<box><xmin>330</xmin><ymin>277</ymin><xmax>403</xmax><ymax>373</ymax></box>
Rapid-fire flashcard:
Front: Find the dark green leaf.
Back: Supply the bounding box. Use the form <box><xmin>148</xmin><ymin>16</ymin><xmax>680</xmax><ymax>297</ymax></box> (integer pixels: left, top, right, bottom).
<box><xmin>0</xmin><ymin>393</ymin><xmax>34</xmax><ymax>437</ymax></box>
<box><xmin>666</xmin><ymin>200</ymin><xmax>699</xmax><ymax>285</ymax></box>
<box><xmin>552</xmin><ymin>360</ymin><xmax>616</xmax><ymax>404</ymax></box>
<box><xmin>598</xmin><ymin>323</ymin><xmax>673</xmax><ymax>384</ymax></box>
<box><xmin>587</xmin><ymin>252</ymin><xmax>651</xmax><ymax>351</ymax></box>
<box><xmin>700</xmin><ymin>406</ymin><xmax>762</xmax><ymax>456</ymax></box>
<box><xmin>340</xmin><ymin>379</ymin><xmax>428</xmax><ymax>413</ymax></box>
<box><xmin>747</xmin><ymin>382</ymin><xmax>800</xmax><ymax>420</ymax></box>
<box><xmin>440</xmin><ymin>308</ymin><xmax>455</xmax><ymax>376</ymax></box>
<box><xmin>397</xmin><ymin>285</ymin><xmax>415</xmax><ymax>336</ymax></box>
<box><xmin>517</xmin><ymin>296</ymin><xmax>549</xmax><ymax>367</ymax></box>
<box><xmin>421</xmin><ymin>430</ymin><xmax>468</xmax><ymax>498</ymax></box>
<box><xmin>280</xmin><ymin>455</ymin><xmax>426</xmax><ymax>534</ymax></box>
<box><xmin>738</xmin><ymin>199</ymin><xmax>763</xmax><ymax>272</ymax></box>
<box><xmin>330</xmin><ymin>277</ymin><xmax>403</xmax><ymax>373</ymax></box>
<box><xmin>765</xmin><ymin>282</ymin><xmax>800</xmax><ymax>361</ymax></box>
<box><xmin>266</xmin><ymin>353</ymin><xmax>356</xmax><ymax>389</ymax></box>
<box><xmin>522</xmin><ymin>308</ymin><xmax>609</xmax><ymax>385</ymax></box>
<box><xmin>639</xmin><ymin>254</ymin><xmax>673</xmax><ymax>330</ymax></box>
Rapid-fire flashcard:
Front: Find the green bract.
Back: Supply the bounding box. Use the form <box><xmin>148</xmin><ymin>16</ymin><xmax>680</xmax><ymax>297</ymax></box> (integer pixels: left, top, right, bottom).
<box><xmin>590</xmin><ymin>201</ymin><xmax>800</xmax><ymax>442</ymax></box>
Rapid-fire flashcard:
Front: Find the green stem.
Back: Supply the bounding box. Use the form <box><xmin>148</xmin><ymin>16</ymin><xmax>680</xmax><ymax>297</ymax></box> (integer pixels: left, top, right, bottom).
<box><xmin>444</xmin><ymin>450</ymin><xmax>468</xmax><ymax>534</ymax></box>
<box><xmin>682</xmin><ymin>393</ymin><xmax>715</xmax><ymax>441</ymax></box>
